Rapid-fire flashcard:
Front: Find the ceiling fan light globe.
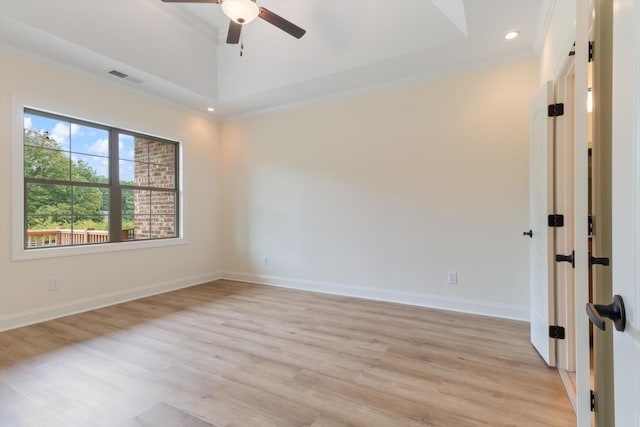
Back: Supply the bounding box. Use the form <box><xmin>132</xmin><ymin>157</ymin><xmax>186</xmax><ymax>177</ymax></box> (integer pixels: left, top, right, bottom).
<box><xmin>222</xmin><ymin>0</ymin><xmax>259</xmax><ymax>25</ymax></box>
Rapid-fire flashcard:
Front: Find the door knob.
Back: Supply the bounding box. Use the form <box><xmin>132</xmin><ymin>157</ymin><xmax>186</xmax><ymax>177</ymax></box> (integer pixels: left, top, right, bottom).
<box><xmin>523</xmin><ymin>230</ymin><xmax>533</xmax><ymax>238</ymax></box>
<box><xmin>555</xmin><ymin>251</ymin><xmax>575</xmax><ymax>268</ymax></box>
<box><xmin>586</xmin><ymin>294</ymin><xmax>626</xmax><ymax>332</ymax></box>
<box><xmin>589</xmin><ymin>253</ymin><xmax>610</xmax><ymax>267</ymax></box>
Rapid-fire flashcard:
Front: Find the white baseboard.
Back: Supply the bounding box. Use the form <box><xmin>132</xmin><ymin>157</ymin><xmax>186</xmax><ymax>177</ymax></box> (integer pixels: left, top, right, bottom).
<box><xmin>0</xmin><ymin>272</ymin><xmax>222</xmax><ymax>332</ymax></box>
<box><xmin>221</xmin><ymin>271</ymin><xmax>530</xmax><ymax>321</ymax></box>
<box><xmin>0</xmin><ymin>271</ymin><xmax>529</xmax><ymax>332</ymax></box>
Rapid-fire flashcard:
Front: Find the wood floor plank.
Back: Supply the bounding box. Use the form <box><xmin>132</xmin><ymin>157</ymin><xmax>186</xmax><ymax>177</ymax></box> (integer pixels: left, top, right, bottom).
<box><xmin>0</xmin><ymin>280</ymin><xmax>575</xmax><ymax>426</ymax></box>
<box><xmin>133</xmin><ymin>402</ymin><xmax>216</xmax><ymax>427</ymax></box>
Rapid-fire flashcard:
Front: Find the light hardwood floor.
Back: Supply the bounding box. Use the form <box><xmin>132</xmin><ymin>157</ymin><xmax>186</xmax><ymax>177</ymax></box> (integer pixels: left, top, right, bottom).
<box><xmin>0</xmin><ymin>280</ymin><xmax>576</xmax><ymax>427</ymax></box>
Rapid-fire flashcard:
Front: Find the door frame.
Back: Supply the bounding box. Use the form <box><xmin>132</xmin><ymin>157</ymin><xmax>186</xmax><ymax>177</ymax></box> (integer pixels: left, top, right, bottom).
<box><xmin>590</xmin><ymin>0</ymin><xmax>615</xmax><ymax>424</ymax></box>
<box><xmin>554</xmin><ymin>57</ymin><xmax>577</xmax><ymax>373</ymax></box>
<box><xmin>574</xmin><ymin>0</ymin><xmax>592</xmax><ymax>424</ymax></box>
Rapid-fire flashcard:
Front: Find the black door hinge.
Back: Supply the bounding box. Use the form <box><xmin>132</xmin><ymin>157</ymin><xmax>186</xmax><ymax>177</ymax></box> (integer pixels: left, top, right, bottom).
<box><xmin>549</xmin><ymin>325</ymin><xmax>566</xmax><ymax>340</ymax></box>
<box><xmin>590</xmin><ymin>389</ymin><xmax>596</xmax><ymax>411</ymax></box>
<box><xmin>548</xmin><ymin>103</ymin><xmax>565</xmax><ymax>117</ymax></box>
<box><xmin>548</xmin><ymin>214</ymin><xmax>565</xmax><ymax>227</ymax></box>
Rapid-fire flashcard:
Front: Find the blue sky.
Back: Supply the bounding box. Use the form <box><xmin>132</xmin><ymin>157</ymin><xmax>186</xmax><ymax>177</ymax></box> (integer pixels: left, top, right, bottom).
<box><xmin>25</xmin><ymin>113</ymin><xmax>136</xmax><ymax>183</ymax></box>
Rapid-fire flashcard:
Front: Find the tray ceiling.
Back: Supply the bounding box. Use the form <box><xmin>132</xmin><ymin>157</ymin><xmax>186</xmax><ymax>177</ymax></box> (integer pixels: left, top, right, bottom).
<box><xmin>0</xmin><ymin>0</ymin><xmax>552</xmax><ymax>119</ymax></box>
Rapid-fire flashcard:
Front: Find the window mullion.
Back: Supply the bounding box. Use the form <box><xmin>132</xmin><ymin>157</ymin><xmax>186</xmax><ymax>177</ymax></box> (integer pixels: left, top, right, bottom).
<box><xmin>109</xmin><ymin>130</ymin><xmax>122</xmax><ymax>243</ymax></box>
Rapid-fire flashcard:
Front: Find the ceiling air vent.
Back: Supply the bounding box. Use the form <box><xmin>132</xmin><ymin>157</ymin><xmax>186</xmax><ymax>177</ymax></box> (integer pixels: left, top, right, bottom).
<box><xmin>107</xmin><ymin>69</ymin><xmax>142</xmax><ymax>84</ymax></box>
<box><xmin>108</xmin><ymin>69</ymin><xmax>128</xmax><ymax>79</ymax></box>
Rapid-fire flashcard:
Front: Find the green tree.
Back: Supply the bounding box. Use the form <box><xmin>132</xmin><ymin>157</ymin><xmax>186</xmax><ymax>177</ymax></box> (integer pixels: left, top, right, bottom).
<box><xmin>25</xmin><ymin>129</ymin><xmax>107</xmax><ymax>229</ymax></box>
<box><xmin>121</xmin><ymin>188</ymin><xmax>135</xmax><ymax>230</ymax></box>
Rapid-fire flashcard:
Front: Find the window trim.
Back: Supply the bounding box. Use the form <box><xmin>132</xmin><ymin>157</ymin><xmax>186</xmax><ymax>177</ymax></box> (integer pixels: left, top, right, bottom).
<box><xmin>12</xmin><ymin>99</ymin><xmax>186</xmax><ymax>262</ymax></box>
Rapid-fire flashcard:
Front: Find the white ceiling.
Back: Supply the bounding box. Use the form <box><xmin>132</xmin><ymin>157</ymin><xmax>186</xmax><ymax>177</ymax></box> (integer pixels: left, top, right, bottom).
<box><xmin>0</xmin><ymin>0</ymin><xmax>552</xmax><ymax>119</ymax></box>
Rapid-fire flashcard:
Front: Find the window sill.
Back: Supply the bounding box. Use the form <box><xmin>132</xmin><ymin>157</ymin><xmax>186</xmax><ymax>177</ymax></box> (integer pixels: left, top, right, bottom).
<box><xmin>12</xmin><ymin>237</ymin><xmax>187</xmax><ymax>262</ymax></box>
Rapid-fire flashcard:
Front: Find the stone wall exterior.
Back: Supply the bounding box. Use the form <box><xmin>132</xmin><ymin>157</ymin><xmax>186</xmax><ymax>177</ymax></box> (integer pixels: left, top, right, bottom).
<box><xmin>133</xmin><ymin>137</ymin><xmax>177</xmax><ymax>239</ymax></box>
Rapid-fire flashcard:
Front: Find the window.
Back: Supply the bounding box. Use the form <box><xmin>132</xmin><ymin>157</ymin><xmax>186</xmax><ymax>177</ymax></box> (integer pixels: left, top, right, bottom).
<box><xmin>23</xmin><ymin>109</ymin><xmax>179</xmax><ymax>249</ymax></box>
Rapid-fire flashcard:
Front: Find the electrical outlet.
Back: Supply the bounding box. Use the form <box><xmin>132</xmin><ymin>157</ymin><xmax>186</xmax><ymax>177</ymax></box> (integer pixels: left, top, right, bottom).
<box><xmin>261</xmin><ymin>255</ymin><xmax>268</xmax><ymax>266</ymax></box>
<box><xmin>49</xmin><ymin>277</ymin><xmax>61</xmax><ymax>291</ymax></box>
<box><xmin>447</xmin><ymin>272</ymin><xmax>458</xmax><ymax>285</ymax></box>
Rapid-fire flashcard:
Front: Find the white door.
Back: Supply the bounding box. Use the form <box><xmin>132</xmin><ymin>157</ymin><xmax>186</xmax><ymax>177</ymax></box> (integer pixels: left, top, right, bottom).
<box><xmin>529</xmin><ymin>81</ymin><xmax>556</xmax><ymax>366</ymax></box>
<box><xmin>611</xmin><ymin>0</ymin><xmax>640</xmax><ymax>424</ymax></box>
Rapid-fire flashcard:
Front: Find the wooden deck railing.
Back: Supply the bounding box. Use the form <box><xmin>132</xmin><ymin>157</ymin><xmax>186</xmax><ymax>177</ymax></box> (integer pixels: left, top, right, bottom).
<box><xmin>26</xmin><ymin>228</ymin><xmax>134</xmax><ymax>248</ymax></box>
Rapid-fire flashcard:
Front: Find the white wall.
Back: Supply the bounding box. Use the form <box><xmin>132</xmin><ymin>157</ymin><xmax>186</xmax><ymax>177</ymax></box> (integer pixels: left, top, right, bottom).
<box><xmin>220</xmin><ymin>59</ymin><xmax>540</xmax><ymax>320</ymax></box>
<box><xmin>0</xmin><ymin>52</ymin><xmax>222</xmax><ymax>330</ymax></box>
<box><xmin>540</xmin><ymin>0</ymin><xmax>577</xmax><ymax>83</ymax></box>
<box><xmin>0</xmin><ymin>51</ymin><xmax>542</xmax><ymax>328</ymax></box>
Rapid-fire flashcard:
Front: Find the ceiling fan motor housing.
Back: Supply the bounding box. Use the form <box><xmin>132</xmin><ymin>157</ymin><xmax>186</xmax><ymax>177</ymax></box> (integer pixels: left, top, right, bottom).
<box><xmin>221</xmin><ymin>0</ymin><xmax>259</xmax><ymax>24</ymax></box>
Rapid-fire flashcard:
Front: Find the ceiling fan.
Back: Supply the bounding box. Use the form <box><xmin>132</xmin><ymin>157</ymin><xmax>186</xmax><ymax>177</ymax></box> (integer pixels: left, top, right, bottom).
<box><xmin>161</xmin><ymin>0</ymin><xmax>306</xmax><ymax>44</ymax></box>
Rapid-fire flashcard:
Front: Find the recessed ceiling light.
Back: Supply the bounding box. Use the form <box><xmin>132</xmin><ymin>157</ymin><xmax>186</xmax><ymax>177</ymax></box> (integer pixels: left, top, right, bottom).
<box><xmin>504</xmin><ymin>31</ymin><xmax>520</xmax><ymax>40</ymax></box>
<box><xmin>207</xmin><ymin>107</ymin><xmax>215</xmax><ymax>112</ymax></box>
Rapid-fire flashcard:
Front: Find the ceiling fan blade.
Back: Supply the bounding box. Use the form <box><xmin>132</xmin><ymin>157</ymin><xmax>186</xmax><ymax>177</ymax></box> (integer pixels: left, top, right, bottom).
<box><xmin>161</xmin><ymin>0</ymin><xmax>220</xmax><ymax>3</ymax></box>
<box><xmin>258</xmin><ymin>7</ymin><xmax>306</xmax><ymax>39</ymax></box>
<box><xmin>226</xmin><ymin>21</ymin><xmax>242</xmax><ymax>44</ymax></box>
